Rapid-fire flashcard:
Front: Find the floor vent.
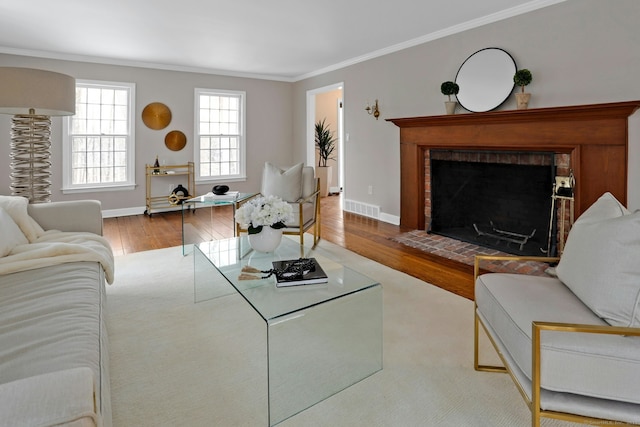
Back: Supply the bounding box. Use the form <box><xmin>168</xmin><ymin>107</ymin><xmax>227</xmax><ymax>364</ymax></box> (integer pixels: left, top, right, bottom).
<box><xmin>344</xmin><ymin>199</ymin><xmax>380</xmax><ymax>219</ymax></box>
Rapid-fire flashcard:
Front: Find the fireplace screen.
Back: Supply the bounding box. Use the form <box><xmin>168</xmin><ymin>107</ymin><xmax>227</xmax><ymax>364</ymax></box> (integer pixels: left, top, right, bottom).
<box><xmin>429</xmin><ymin>151</ymin><xmax>555</xmax><ymax>256</ymax></box>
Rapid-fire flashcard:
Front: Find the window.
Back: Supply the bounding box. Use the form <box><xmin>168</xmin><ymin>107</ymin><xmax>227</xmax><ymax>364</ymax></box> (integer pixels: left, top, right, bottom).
<box><xmin>63</xmin><ymin>80</ymin><xmax>135</xmax><ymax>192</ymax></box>
<box><xmin>195</xmin><ymin>88</ymin><xmax>246</xmax><ymax>182</ymax></box>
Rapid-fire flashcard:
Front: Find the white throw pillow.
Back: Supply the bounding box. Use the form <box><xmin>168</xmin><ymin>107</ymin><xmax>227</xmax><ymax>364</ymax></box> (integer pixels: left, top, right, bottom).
<box><xmin>0</xmin><ymin>195</ymin><xmax>44</xmax><ymax>242</ymax></box>
<box><xmin>261</xmin><ymin>163</ymin><xmax>304</xmax><ymax>203</ymax></box>
<box><xmin>0</xmin><ymin>207</ymin><xmax>28</xmax><ymax>257</ymax></box>
<box><xmin>556</xmin><ymin>192</ymin><xmax>640</xmax><ymax>327</ymax></box>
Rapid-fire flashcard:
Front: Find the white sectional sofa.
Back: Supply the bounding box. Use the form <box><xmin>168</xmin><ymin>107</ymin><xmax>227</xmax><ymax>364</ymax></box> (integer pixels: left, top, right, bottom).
<box><xmin>0</xmin><ymin>197</ymin><xmax>114</xmax><ymax>427</ymax></box>
<box><xmin>474</xmin><ymin>192</ymin><xmax>640</xmax><ymax>426</ymax></box>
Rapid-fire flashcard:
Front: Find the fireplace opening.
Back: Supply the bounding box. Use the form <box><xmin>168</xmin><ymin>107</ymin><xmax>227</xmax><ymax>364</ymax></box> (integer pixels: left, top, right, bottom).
<box><xmin>429</xmin><ymin>150</ymin><xmax>556</xmax><ymax>256</ymax></box>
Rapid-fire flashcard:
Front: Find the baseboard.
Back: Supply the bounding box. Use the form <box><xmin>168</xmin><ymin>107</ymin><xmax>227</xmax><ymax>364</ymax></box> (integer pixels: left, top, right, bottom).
<box><xmin>341</xmin><ymin>199</ymin><xmax>398</xmax><ymax>226</ymax></box>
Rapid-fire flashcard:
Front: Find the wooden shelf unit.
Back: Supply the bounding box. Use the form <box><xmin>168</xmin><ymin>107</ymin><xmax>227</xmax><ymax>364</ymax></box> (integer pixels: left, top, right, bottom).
<box><xmin>144</xmin><ymin>162</ymin><xmax>195</xmax><ymax>216</ymax></box>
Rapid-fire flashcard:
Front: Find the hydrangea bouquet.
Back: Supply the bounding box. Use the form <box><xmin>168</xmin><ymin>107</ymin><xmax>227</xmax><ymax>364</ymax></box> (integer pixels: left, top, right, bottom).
<box><xmin>234</xmin><ymin>195</ymin><xmax>293</xmax><ymax>234</ymax></box>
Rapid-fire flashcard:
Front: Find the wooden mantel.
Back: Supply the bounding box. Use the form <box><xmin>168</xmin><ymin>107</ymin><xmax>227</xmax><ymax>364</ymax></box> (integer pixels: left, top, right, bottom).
<box><xmin>387</xmin><ymin>101</ymin><xmax>640</xmax><ymax>230</ymax></box>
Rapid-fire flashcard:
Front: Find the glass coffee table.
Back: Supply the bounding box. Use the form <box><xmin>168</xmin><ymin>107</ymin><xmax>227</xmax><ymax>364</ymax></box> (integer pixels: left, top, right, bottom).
<box><xmin>193</xmin><ymin>236</ymin><xmax>382</xmax><ymax>426</ymax></box>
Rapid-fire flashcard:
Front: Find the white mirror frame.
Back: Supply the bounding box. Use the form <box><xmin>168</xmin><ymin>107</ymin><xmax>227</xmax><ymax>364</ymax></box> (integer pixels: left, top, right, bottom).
<box><xmin>455</xmin><ymin>48</ymin><xmax>516</xmax><ymax>113</ymax></box>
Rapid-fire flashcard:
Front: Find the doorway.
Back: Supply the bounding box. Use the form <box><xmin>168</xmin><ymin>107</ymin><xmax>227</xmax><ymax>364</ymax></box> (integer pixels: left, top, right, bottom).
<box><xmin>306</xmin><ymin>83</ymin><xmax>344</xmax><ymax>195</ymax></box>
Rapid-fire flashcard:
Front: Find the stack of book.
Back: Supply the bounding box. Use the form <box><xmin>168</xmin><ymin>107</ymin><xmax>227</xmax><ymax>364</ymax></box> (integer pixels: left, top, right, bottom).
<box><xmin>272</xmin><ymin>258</ymin><xmax>328</xmax><ymax>287</ymax></box>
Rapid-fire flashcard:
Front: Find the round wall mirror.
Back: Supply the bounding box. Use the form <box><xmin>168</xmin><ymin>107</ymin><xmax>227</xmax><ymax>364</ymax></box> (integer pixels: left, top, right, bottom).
<box><xmin>455</xmin><ymin>48</ymin><xmax>516</xmax><ymax>113</ymax></box>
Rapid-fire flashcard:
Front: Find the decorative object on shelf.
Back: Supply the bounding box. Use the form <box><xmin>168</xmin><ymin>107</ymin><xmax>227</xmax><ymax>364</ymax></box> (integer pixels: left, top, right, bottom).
<box><xmin>235</xmin><ymin>195</ymin><xmax>293</xmax><ymax>252</ymax></box>
<box><xmin>153</xmin><ymin>155</ymin><xmax>161</xmax><ymax>174</ymax></box>
<box><xmin>142</xmin><ymin>102</ymin><xmax>171</xmax><ymax>130</ymax></box>
<box><xmin>513</xmin><ymin>69</ymin><xmax>533</xmax><ymax>110</ymax></box>
<box><xmin>0</xmin><ymin>67</ymin><xmax>75</xmax><ymax>203</ymax></box>
<box><xmin>365</xmin><ymin>99</ymin><xmax>380</xmax><ymax>119</ymax></box>
<box><xmin>315</xmin><ymin>118</ymin><xmax>337</xmax><ymax>197</ymax></box>
<box><xmin>455</xmin><ymin>47</ymin><xmax>516</xmax><ymax>112</ymax></box>
<box><xmin>212</xmin><ymin>184</ymin><xmax>229</xmax><ymax>195</ymax></box>
<box><xmin>164</xmin><ymin>129</ymin><xmax>187</xmax><ymax>151</ymax></box>
<box><xmin>168</xmin><ymin>184</ymin><xmax>189</xmax><ymax>205</ymax></box>
<box><xmin>440</xmin><ymin>81</ymin><xmax>460</xmax><ymax>115</ymax></box>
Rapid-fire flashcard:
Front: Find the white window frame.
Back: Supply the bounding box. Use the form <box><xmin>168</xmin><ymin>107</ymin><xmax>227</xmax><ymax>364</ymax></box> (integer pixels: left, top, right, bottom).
<box><xmin>62</xmin><ymin>79</ymin><xmax>136</xmax><ymax>193</ymax></box>
<box><xmin>194</xmin><ymin>88</ymin><xmax>246</xmax><ymax>183</ymax></box>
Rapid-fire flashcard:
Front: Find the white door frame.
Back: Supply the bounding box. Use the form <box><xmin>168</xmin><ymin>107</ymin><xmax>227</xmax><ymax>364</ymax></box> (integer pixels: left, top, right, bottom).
<box><xmin>306</xmin><ymin>82</ymin><xmax>344</xmax><ymax>192</ymax></box>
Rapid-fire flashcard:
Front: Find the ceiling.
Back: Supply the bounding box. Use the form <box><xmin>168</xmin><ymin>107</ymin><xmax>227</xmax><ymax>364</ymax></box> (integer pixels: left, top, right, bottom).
<box><xmin>0</xmin><ymin>0</ymin><xmax>562</xmax><ymax>81</ymax></box>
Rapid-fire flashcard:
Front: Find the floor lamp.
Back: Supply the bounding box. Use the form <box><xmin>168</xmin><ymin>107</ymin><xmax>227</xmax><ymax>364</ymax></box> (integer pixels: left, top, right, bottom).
<box><xmin>0</xmin><ymin>67</ymin><xmax>75</xmax><ymax>203</ymax></box>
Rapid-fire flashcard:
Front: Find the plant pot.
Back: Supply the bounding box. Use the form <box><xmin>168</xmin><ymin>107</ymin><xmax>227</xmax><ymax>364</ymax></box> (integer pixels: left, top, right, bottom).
<box><xmin>445</xmin><ymin>101</ymin><xmax>457</xmax><ymax>115</ymax></box>
<box><xmin>248</xmin><ymin>226</ymin><xmax>283</xmax><ymax>253</ymax></box>
<box><xmin>515</xmin><ymin>93</ymin><xmax>531</xmax><ymax>110</ymax></box>
<box><xmin>316</xmin><ymin>165</ymin><xmax>332</xmax><ymax>197</ymax></box>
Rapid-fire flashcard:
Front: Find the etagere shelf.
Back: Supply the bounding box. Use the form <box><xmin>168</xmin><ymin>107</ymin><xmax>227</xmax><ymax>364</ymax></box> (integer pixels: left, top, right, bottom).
<box><xmin>144</xmin><ymin>162</ymin><xmax>195</xmax><ymax>216</ymax></box>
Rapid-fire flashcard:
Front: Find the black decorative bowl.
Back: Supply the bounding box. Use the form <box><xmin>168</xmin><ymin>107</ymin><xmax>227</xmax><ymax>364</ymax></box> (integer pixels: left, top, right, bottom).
<box><xmin>212</xmin><ymin>185</ymin><xmax>229</xmax><ymax>195</ymax></box>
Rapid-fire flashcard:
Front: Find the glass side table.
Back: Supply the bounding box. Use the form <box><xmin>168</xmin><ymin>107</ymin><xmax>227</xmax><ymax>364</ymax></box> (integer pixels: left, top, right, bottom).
<box><xmin>194</xmin><ymin>236</ymin><xmax>383</xmax><ymax>426</ymax></box>
<box><xmin>181</xmin><ymin>192</ymin><xmax>257</xmax><ymax>255</ymax></box>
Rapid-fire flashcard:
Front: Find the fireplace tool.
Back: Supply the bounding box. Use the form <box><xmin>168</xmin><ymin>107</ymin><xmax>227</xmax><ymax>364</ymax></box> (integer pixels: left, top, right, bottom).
<box><xmin>544</xmin><ymin>171</ymin><xmax>575</xmax><ymax>255</ymax></box>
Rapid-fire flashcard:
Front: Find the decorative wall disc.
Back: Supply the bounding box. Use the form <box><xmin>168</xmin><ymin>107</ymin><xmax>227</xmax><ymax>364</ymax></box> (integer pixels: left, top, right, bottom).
<box><xmin>142</xmin><ymin>102</ymin><xmax>171</xmax><ymax>130</ymax></box>
<box><xmin>165</xmin><ymin>130</ymin><xmax>187</xmax><ymax>151</ymax></box>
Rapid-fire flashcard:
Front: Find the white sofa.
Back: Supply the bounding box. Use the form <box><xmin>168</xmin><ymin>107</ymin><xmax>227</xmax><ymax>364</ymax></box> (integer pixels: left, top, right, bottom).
<box><xmin>474</xmin><ymin>192</ymin><xmax>640</xmax><ymax>426</ymax></box>
<box><xmin>0</xmin><ymin>197</ymin><xmax>113</xmax><ymax>427</ymax></box>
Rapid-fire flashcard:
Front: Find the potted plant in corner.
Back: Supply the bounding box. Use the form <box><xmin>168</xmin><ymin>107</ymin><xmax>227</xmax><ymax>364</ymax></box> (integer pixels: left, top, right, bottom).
<box><xmin>513</xmin><ymin>69</ymin><xmax>532</xmax><ymax>110</ymax></box>
<box><xmin>315</xmin><ymin>118</ymin><xmax>337</xmax><ymax>197</ymax></box>
<box><xmin>440</xmin><ymin>81</ymin><xmax>459</xmax><ymax>115</ymax></box>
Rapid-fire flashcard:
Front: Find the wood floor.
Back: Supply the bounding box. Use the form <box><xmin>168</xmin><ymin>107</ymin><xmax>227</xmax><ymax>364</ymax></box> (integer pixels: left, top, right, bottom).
<box><xmin>103</xmin><ymin>195</ymin><xmax>476</xmax><ymax>300</ymax></box>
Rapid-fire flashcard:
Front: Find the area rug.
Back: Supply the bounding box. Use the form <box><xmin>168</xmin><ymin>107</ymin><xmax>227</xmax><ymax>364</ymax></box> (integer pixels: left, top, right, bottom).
<box><xmin>107</xmin><ymin>238</ymin><xmax>579</xmax><ymax>426</ymax></box>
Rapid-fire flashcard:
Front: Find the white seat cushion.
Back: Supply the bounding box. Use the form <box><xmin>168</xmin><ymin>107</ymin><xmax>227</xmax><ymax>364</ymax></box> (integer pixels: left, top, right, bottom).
<box><xmin>476</xmin><ymin>272</ymin><xmax>640</xmax><ymax>405</ymax></box>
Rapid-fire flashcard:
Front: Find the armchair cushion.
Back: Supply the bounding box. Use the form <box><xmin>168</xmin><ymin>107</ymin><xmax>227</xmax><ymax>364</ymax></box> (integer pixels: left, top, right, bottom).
<box><xmin>556</xmin><ymin>192</ymin><xmax>640</xmax><ymax>327</ymax></box>
<box><xmin>261</xmin><ymin>162</ymin><xmax>304</xmax><ymax>202</ymax></box>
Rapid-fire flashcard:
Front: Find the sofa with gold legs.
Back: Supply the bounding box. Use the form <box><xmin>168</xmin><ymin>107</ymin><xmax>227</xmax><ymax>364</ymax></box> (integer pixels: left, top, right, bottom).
<box><xmin>473</xmin><ymin>192</ymin><xmax>640</xmax><ymax>427</ymax></box>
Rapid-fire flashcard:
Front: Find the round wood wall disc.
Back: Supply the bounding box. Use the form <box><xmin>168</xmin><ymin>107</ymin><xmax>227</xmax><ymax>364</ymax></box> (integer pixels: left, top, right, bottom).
<box><xmin>142</xmin><ymin>102</ymin><xmax>171</xmax><ymax>130</ymax></box>
<box><xmin>165</xmin><ymin>130</ymin><xmax>187</xmax><ymax>151</ymax></box>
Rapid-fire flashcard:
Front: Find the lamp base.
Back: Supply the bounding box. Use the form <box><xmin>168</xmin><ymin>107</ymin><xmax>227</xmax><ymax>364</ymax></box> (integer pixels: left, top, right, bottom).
<box><xmin>10</xmin><ymin>114</ymin><xmax>52</xmax><ymax>203</ymax></box>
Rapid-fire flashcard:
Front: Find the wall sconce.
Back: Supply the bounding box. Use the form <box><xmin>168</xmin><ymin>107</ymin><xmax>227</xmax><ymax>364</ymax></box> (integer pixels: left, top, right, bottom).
<box><xmin>365</xmin><ymin>99</ymin><xmax>380</xmax><ymax>120</ymax></box>
<box><xmin>0</xmin><ymin>67</ymin><xmax>76</xmax><ymax>203</ymax></box>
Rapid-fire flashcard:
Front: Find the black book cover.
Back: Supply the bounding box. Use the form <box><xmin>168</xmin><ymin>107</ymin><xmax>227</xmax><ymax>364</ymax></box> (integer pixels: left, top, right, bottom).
<box><xmin>272</xmin><ymin>258</ymin><xmax>329</xmax><ymax>287</ymax></box>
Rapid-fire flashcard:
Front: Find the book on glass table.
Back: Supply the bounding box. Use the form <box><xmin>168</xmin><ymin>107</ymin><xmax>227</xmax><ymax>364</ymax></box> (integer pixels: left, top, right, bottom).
<box><xmin>202</xmin><ymin>191</ymin><xmax>239</xmax><ymax>201</ymax></box>
<box><xmin>272</xmin><ymin>258</ymin><xmax>329</xmax><ymax>287</ymax></box>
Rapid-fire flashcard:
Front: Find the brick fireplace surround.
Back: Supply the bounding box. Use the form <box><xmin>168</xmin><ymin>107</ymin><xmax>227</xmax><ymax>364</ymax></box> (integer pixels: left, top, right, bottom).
<box><xmin>388</xmin><ymin>101</ymin><xmax>640</xmax><ymax>230</ymax></box>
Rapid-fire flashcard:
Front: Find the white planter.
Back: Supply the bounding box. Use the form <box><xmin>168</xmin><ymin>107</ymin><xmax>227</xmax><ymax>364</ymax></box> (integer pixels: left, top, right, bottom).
<box><xmin>316</xmin><ymin>165</ymin><xmax>332</xmax><ymax>197</ymax></box>
<box><xmin>248</xmin><ymin>226</ymin><xmax>283</xmax><ymax>253</ymax></box>
<box><xmin>445</xmin><ymin>101</ymin><xmax>457</xmax><ymax>115</ymax></box>
<box><xmin>515</xmin><ymin>92</ymin><xmax>531</xmax><ymax>110</ymax></box>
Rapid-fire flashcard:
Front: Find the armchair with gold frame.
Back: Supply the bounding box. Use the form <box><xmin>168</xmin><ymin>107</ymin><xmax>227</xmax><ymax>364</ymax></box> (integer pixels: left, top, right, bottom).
<box><xmin>236</xmin><ymin>163</ymin><xmax>321</xmax><ymax>246</ymax></box>
<box><xmin>473</xmin><ymin>254</ymin><xmax>640</xmax><ymax>427</ymax></box>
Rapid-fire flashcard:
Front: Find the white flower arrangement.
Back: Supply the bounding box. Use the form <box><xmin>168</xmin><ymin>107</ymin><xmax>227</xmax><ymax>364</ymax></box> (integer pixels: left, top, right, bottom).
<box><xmin>234</xmin><ymin>195</ymin><xmax>293</xmax><ymax>234</ymax></box>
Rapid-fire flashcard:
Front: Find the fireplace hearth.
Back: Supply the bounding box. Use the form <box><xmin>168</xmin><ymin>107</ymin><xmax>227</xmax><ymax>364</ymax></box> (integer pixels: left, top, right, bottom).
<box><xmin>429</xmin><ymin>150</ymin><xmax>555</xmax><ymax>256</ymax></box>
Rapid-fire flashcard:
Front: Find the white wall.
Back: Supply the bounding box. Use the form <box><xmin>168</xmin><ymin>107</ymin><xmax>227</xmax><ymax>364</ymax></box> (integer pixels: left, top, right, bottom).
<box><xmin>0</xmin><ymin>54</ymin><xmax>293</xmax><ymax>212</ymax></box>
<box><xmin>292</xmin><ymin>0</ymin><xmax>640</xmax><ymax>219</ymax></box>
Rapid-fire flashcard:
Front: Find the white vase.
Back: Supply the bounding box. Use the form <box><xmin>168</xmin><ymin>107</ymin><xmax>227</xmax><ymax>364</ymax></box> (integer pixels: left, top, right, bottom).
<box><xmin>248</xmin><ymin>226</ymin><xmax>283</xmax><ymax>252</ymax></box>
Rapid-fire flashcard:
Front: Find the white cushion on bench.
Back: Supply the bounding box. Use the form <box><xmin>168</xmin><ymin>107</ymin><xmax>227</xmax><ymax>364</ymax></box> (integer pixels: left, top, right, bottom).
<box><xmin>476</xmin><ymin>272</ymin><xmax>640</xmax><ymax>405</ymax></box>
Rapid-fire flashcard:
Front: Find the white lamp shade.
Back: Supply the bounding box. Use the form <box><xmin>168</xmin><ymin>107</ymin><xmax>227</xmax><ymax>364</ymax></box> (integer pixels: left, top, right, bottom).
<box><xmin>0</xmin><ymin>67</ymin><xmax>75</xmax><ymax>116</ymax></box>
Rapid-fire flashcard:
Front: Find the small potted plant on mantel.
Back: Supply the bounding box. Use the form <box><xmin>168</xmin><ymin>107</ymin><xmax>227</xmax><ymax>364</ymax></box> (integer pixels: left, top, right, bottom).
<box><xmin>513</xmin><ymin>69</ymin><xmax>533</xmax><ymax>110</ymax></box>
<box><xmin>440</xmin><ymin>81</ymin><xmax>460</xmax><ymax>115</ymax></box>
<box><xmin>315</xmin><ymin>118</ymin><xmax>337</xmax><ymax>197</ymax></box>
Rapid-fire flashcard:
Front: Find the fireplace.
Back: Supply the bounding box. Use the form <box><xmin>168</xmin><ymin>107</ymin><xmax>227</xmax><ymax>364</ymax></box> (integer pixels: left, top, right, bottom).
<box><xmin>428</xmin><ymin>150</ymin><xmax>556</xmax><ymax>256</ymax></box>
<box><xmin>388</xmin><ymin>101</ymin><xmax>640</xmax><ymax>237</ymax></box>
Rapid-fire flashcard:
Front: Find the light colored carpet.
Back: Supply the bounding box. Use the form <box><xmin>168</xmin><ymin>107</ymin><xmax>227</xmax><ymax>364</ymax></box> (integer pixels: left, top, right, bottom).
<box><xmin>107</xmin><ymin>237</ymin><xmax>579</xmax><ymax>426</ymax></box>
